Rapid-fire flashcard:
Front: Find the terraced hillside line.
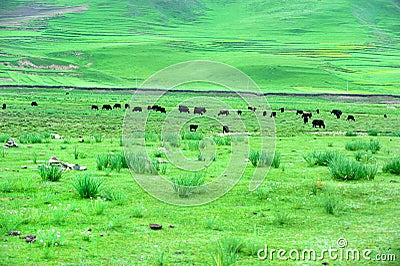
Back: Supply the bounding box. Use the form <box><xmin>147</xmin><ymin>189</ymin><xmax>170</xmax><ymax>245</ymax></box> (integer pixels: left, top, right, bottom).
<box><xmin>1</xmin><ymin>85</ymin><xmax>400</xmax><ymax>99</ymax></box>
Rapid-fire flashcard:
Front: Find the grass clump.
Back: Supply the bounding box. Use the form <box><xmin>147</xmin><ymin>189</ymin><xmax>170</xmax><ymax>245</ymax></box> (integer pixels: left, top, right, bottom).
<box><xmin>329</xmin><ymin>157</ymin><xmax>377</xmax><ymax>181</ymax></box>
<box><xmin>96</xmin><ymin>153</ymin><xmax>127</xmax><ymax>172</ymax></box>
<box><xmin>0</xmin><ymin>134</ymin><xmax>10</xmax><ymax>143</ymax></box>
<box><xmin>249</xmin><ymin>150</ymin><xmax>275</xmax><ymax>167</ymax></box>
<box><xmin>162</xmin><ymin>132</ymin><xmax>180</xmax><ymax>147</ymax></box>
<box><xmin>126</xmin><ymin>152</ymin><xmax>157</xmax><ymax>174</ymax></box>
<box><xmin>72</xmin><ymin>173</ymin><xmax>103</xmax><ymax>199</ymax></box>
<box><xmin>211</xmin><ymin>237</ymin><xmax>243</xmax><ymax>266</ymax></box>
<box><xmin>93</xmin><ymin>134</ymin><xmax>102</xmax><ymax>143</ymax></box>
<box><xmin>304</xmin><ymin>151</ymin><xmax>340</xmax><ymax>166</ymax></box>
<box><xmin>320</xmin><ymin>186</ymin><xmax>344</xmax><ymax>215</ymax></box>
<box><xmin>367</xmin><ymin>130</ymin><xmax>379</xmax><ymax>136</ymax></box>
<box><xmin>345</xmin><ymin>140</ymin><xmax>368</xmax><ymax>151</ymax></box>
<box><xmin>39</xmin><ymin>163</ymin><xmax>63</xmax><ymax>182</ymax></box>
<box><xmin>19</xmin><ymin>133</ymin><xmax>49</xmax><ymax>144</ymax></box>
<box><xmin>171</xmin><ymin>173</ymin><xmax>205</xmax><ymax>198</ymax></box>
<box><xmin>345</xmin><ymin>140</ymin><xmax>381</xmax><ymax>153</ymax></box>
<box><xmin>345</xmin><ymin>131</ymin><xmax>357</xmax><ymax>137</ymax></box>
<box><xmin>382</xmin><ymin>157</ymin><xmax>400</xmax><ymax>175</ymax></box>
<box><xmin>213</xmin><ymin>136</ymin><xmax>231</xmax><ymax>146</ymax></box>
<box><xmin>182</xmin><ymin>132</ymin><xmax>203</xmax><ymax>140</ymax></box>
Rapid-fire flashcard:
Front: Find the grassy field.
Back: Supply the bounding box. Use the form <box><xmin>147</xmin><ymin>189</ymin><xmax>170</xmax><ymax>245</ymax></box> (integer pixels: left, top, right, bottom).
<box><xmin>0</xmin><ymin>89</ymin><xmax>399</xmax><ymax>265</ymax></box>
<box><xmin>0</xmin><ymin>0</ymin><xmax>400</xmax><ymax>93</ymax></box>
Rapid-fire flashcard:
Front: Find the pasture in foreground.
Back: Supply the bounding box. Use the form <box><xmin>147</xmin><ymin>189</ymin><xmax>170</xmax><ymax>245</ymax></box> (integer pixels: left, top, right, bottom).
<box><xmin>0</xmin><ymin>89</ymin><xmax>399</xmax><ymax>265</ymax></box>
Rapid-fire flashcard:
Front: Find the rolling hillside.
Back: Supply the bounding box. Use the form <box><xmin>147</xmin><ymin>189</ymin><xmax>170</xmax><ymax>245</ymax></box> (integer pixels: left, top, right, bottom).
<box><xmin>0</xmin><ymin>0</ymin><xmax>399</xmax><ymax>93</ymax></box>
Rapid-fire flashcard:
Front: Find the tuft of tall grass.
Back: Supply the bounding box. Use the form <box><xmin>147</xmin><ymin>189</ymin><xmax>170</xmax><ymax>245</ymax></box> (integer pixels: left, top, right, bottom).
<box><xmin>39</xmin><ymin>163</ymin><xmax>63</xmax><ymax>182</ymax></box>
<box><xmin>93</xmin><ymin>134</ymin><xmax>102</xmax><ymax>143</ymax></box>
<box><xmin>345</xmin><ymin>140</ymin><xmax>369</xmax><ymax>151</ymax></box>
<box><xmin>320</xmin><ymin>186</ymin><xmax>344</xmax><ymax>215</ymax></box>
<box><xmin>211</xmin><ymin>237</ymin><xmax>243</xmax><ymax>266</ymax></box>
<box><xmin>249</xmin><ymin>150</ymin><xmax>275</xmax><ymax>167</ymax></box>
<box><xmin>72</xmin><ymin>173</ymin><xmax>103</xmax><ymax>199</ymax></box>
<box><xmin>304</xmin><ymin>151</ymin><xmax>340</xmax><ymax>166</ymax></box>
<box><xmin>162</xmin><ymin>132</ymin><xmax>180</xmax><ymax>147</ymax></box>
<box><xmin>96</xmin><ymin>153</ymin><xmax>127</xmax><ymax>172</ymax></box>
<box><xmin>213</xmin><ymin>136</ymin><xmax>231</xmax><ymax>146</ymax></box>
<box><xmin>182</xmin><ymin>132</ymin><xmax>203</xmax><ymax>140</ymax></box>
<box><xmin>171</xmin><ymin>173</ymin><xmax>205</xmax><ymax>198</ymax></box>
<box><xmin>19</xmin><ymin>133</ymin><xmax>48</xmax><ymax>144</ymax></box>
<box><xmin>0</xmin><ymin>134</ymin><xmax>10</xmax><ymax>143</ymax></box>
<box><xmin>329</xmin><ymin>157</ymin><xmax>377</xmax><ymax>181</ymax></box>
<box><xmin>382</xmin><ymin>157</ymin><xmax>400</xmax><ymax>175</ymax></box>
<box><xmin>345</xmin><ymin>131</ymin><xmax>357</xmax><ymax>136</ymax></box>
<box><xmin>126</xmin><ymin>152</ymin><xmax>157</xmax><ymax>174</ymax></box>
<box><xmin>367</xmin><ymin>130</ymin><xmax>378</xmax><ymax>136</ymax></box>
<box><xmin>345</xmin><ymin>140</ymin><xmax>381</xmax><ymax>153</ymax></box>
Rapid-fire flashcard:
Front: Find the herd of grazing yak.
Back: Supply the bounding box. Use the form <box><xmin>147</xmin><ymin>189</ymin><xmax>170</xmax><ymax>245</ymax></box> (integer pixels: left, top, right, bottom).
<box><xmin>87</xmin><ymin>103</ymin><xmax>389</xmax><ymax>134</ymax></box>
<box><xmin>0</xmin><ymin>100</ymin><xmax>388</xmax><ymax>134</ymax></box>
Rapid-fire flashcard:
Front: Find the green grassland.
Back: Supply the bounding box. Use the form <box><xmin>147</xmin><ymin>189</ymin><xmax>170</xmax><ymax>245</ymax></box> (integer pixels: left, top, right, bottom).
<box><xmin>1</xmin><ymin>0</ymin><xmax>400</xmax><ymax>93</ymax></box>
<box><xmin>0</xmin><ymin>89</ymin><xmax>399</xmax><ymax>265</ymax></box>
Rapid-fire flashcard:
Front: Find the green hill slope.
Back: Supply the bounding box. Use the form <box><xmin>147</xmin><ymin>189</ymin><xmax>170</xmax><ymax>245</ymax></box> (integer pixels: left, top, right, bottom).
<box><xmin>0</xmin><ymin>0</ymin><xmax>399</xmax><ymax>93</ymax></box>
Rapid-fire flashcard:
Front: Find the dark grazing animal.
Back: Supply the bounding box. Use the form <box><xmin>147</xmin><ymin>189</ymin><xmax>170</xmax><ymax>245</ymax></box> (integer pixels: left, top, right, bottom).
<box><xmin>147</xmin><ymin>105</ymin><xmax>153</xmax><ymax>110</ymax></box>
<box><xmin>270</xmin><ymin>111</ymin><xmax>276</xmax><ymax>118</ymax></box>
<box><xmin>302</xmin><ymin>112</ymin><xmax>312</xmax><ymax>119</ymax></box>
<box><xmin>178</xmin><ymin>105</ymin><xmax>190</xmax><ymax>113</ymax></box>
<box><xmin>132</xmin><ymin>106</ymin><xmax>142</xmax><ymax>112</ymax></box>
<box><xmin>347</xmin><ymin>115</ymin><xmax>355</xmax><ymax>121</ymax></box>
<box><xmin>384</xmin><ymin>114</ymin><xmax>387</xmax><ymax>118</ymax></box>
<box><xmin>222</xmin><ymin>125</ymin><xmax>230</xmax><ymax>134</ymax></box>
<box><xmin>31</xmin><ymin>101</ymin><xmax>38</xmax><ymax>106</ymax></box>
<box><xmin>218</xmin><ymin>109</ymin><xmax>229</xmax><ymax>116</ymax></box>
<box><xmin>237</xmin><ymin>110</ymin><xmax>242</xmax><ymax>115</ymax></box>
<box><xmin>125</xmin><ymin>104</ymin><xmax>130</xmax><ymax>109</ymax></box>
<box><xmin>102</xmin><ymin>104</ymin><xmax>112</xmax><ymax>110</ymax></box>
<box><xmin>312</xmin><ymin>119</ymin><xmax>325</xmax><ymax>128</ymax></box>
<box><xmin>194</xmin><ymin>107</ymin><xmax>206</xmax><ymax>115</ymax></box>
<box><xmin>263</xmin><ymin>111</ymin><xmax>267</xmax><ymax>117</ymax></box>
<box><xmin>2</xmin><ymin>103</ymin><xmax>6</xmax><ymax>110</ymax></box>
<box><xmin>303</xmin><ymin>117</ymin><xmax>309</xmax><ymax>124</ymax></box>
<box><xmin>316</xmin><ymin>109</ymin><xmax>320</xmax><ymax>114</ymax></box>
<box><xmin>156</xmin><ymin>106</ymin><xmax>166</xmax><ymax>113</ymax></box>
<box><xmin>151</xmin><ymin>105</ymin><xmax>160</xmax><ymax>110</ymax></box>
<box><xmin>91</xmin><ymin>105</ymin><xmax>99</xmax><ymax>110</ymax></box>
<box><xmin>280</xmin><ymin>107</ymin><xmax>285</xmax><ymax>113</ymax></box>
<box><xmin>296</xmin><ymin>110</ymin><xmax>303</xmax><ymax>115</ymax></box>
<box><xmin>190</xmin><ymin>124</ymin><xmax>198</xmax><ymax>132</ymax></box>
<box><xmin>248</xmin><ymin>106</ymin><xmax>256</xmax><ymax>112</ymax></box>
<box><xmin>113</xmin><ymin>103</ymin><xmax>122</xmax><ymax>109</ymax></box>
<box><xmin>331</xmin><ymin>109</ymin><xmax>342</xmax><ymax>118</ymax></box>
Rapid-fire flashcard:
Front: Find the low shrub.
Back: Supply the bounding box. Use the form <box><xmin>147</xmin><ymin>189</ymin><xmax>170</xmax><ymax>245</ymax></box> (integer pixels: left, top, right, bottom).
<box><xmin>93</xmin><ymin>134</ymin><xmax>102</xmax><ymax>143</ymax></box>
<box><xmin>320</xmin><ymin>187</ymin><xmax>344</xmax><ymax>215</ymax></box>
<box><xmin>369</xmin><ymin>140</ymin><xmax>381</xmax><ymax>154</ymax></box>
<box><xmin>329</xmin><ymin>157</ymin><xmax>377</xmax><ymax>180</ymax></box>
<box><xmin>382</xmin><ymin>157</ymin><xmax>400</xmax><ymax>175</ymax></box>
<box><xmin>72</xmin><ymin>173</ymin><xmax>103</xmax><ymax>199</ymax></box>
<box><xmin>39</xmin><ymin>163</ymin><xmax>63</xmax><ymax>182</ymax></box>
